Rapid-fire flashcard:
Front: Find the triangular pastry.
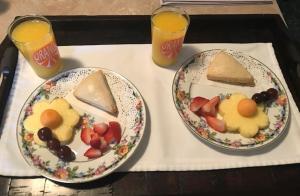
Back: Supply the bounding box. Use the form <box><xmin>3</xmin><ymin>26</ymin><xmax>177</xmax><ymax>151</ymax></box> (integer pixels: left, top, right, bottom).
<box><xmin>207</xmin><ymin>51</ymin><xmax>255</xmax><ymax>86</ymax></box>
<box><xmin>73</xmin><ymin>70</ymin><xmax>118</xmax><ymax>115</ymax></box>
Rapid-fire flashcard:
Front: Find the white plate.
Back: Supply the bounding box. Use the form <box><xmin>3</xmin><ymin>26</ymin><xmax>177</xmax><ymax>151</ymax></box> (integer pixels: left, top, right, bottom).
<box><xmin>172</xmin><ymin>49</ymin><xmax>290</xmax><ymax>150</ymax></box>
<box><xmin>17</xmin><ymin>68</ymin><xmax>146</xmax><ymax>183</ymax></box>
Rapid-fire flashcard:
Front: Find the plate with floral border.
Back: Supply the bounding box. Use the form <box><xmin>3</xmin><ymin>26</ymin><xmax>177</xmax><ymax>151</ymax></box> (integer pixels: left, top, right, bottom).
<box><xmin>17</xmin><ymin>67</ymin><xmax>146</xmax><ymax>183</ymax></box>
<box><xmin>172</xmin><ymin>49</ymin><xmax>290</xmax><ymax>151</ymax></box>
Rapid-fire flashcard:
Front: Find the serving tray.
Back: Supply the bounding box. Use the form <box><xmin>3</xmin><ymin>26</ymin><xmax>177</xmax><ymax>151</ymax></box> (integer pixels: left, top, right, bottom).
<box><xmin>0</xmin><ymin>15</ymin><xmax>299</xmax><ymax>130</ymax></box>
<box><xmin>0</xmin><ymin>14</ymin><xmax>300</xmax><ymax>194</ymax></box>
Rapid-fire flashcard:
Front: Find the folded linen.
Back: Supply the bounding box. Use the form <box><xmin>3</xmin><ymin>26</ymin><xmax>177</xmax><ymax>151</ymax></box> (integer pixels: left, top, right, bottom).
<box><xmin>0</xmin><ymin>43</ymin><xmax>299</xmax><ymax>176</ymax></box>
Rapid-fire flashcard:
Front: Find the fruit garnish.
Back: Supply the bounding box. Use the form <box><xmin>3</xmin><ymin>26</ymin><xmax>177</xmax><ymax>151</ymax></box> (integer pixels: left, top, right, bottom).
<box><xmin>190</xmin><ymin>97</ymin><xmax>209</xmax><ymax>112</ymax></box>
<box><xmin>37</xmin><ymin>127</ymin><xmax>52</xmax><ymax>141</ymax></box>
<box><xmin>267</xmin><ymin>88</ymin><xmax>278</xmax><ymax>100</ymax></box>
<box><xmin>251</xmin><ymin>93</ymin><xmax>263</xmax><ymax>104</ymax></box>
<box><xmin>80</xmin><ymin>127</ymin><xmax>93</xmax><ymax>145</ymax></box>
<box><xmin>80</xmin><ymin>121</ymin><xmax>122</xmax><ymax>159</ymax></box>
<box><xmin>90</xmin><ymin>133</ymin><xmax>101</xmax><ymax>149</ymax></box>
<box><xmin>104</xmin><ymin>121</ymin><xmax>121</xmax><ymax>144</ymax></box>
<box><xmin>189</xmin><ymin>96</ymin><xmax>224</xmax><ymax>132</ymax></box>
<box><xmin>201</xmin><ymin>96</ymin><xmax>220</xmax><ymax>117</ymax></box>
<box><xmin>47</xmin><ymin>138</ymin><xmax>61</xmax><ymax>151</ymax></box>
<box><xmin>99</xmin><ymin>137</ymin><xmax>109</xmax><ymax>152</ymax></box>
<box><xmin>195</xmin><ymin>109</ymin><xmax>206</xmax><ymax>117</ymax></box>
<box><xmin>39</xmin><ymin>127</ymin><xmax>75</xmax><ymax>162</ymax></box>
<box><xmin>251</xmin><ymin>88</ymin><xmax>279</xmax><ymax>104</ymax></box>
<box><xmin>57</xmin><ymin>145</ymin><xmax>74</xmax><ymax>162</ymax></box>
<box><xmin>219</xmin><ymin>93</ymin><xmax>269</xmax><ymax>138</ymax></box>
<box><xmin>205</xmin><ymin>116</ymin><xmax>225</xmax><ymax>133</ymax></box>
<box><xmin>260</xmin><ymin>91</ymin><xmax>269</xmax><ymax>102</ymax></box>
<box><xmin>237</xmin><ymin>98</ymin><xmax>257</xmax><ymax>117</ymax></box>
<box><xmin>93</xmin><ymin>122</ymin><xmax>108</xmax><ymax>135</ymax></box>
<box><xmin>24</xmin><ymin>98</ymin><xmax>80</xmax><ymax>146</ymax></box>
<box><xmin>40</xmin><ymin>109</ymin><xmax>63</xmax><ymax>129</ymax></box>
<box><xmin>84</xmin><ymin>147</ymin><xmax>102</xmax><ymax>159</ymax></box>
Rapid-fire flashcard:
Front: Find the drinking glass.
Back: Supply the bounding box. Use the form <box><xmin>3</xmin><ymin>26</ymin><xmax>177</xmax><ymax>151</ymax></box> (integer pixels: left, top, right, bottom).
<box><xmin>151</xmin><ymin>6</ymin><xmax>190</xmax><ymax>67</ymax></box>
<box><xmin>8</xmin><ymin>15</ymin><xmax>62</xmax><ymax>79</ymax></box>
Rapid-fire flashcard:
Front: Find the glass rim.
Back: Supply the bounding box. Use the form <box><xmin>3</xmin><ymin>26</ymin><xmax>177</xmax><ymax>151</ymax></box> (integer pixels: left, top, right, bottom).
<box><xmin>151</xmin><ymin>5</ymin><xmax>190</xmax><ymax>34</ymax></box>
<box><xmin>7</xmin><ymin>15</ymin><xmax>53</xmax><ymax>45</ymax></box>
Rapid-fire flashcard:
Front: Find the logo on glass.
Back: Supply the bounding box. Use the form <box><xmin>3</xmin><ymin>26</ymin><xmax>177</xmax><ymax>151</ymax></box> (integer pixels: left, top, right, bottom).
<box><xmin>160</xmin><ymin>37</ymin><xmax>184</xmax><ymax>59</ymax></box>
<box><xmin>33</xmin><ymin>42</ymin><xmax>59</xmax><ymax>67</ymax></box>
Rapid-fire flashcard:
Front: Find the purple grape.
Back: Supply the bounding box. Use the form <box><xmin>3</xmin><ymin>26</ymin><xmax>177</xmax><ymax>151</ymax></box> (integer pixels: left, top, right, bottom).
<box><xmin>57</xmin><ymin>146</ymin><xmax>74</xmax><ymax>162</ymax></box>
<box><xmin>267</xmin><ymin>88</ymin><xmax>278</xmax><ymax>100</ymax></box>
<box><xmin>37</xmin><ymin>127</ymin><xmax>52</xmax><ymax>141</ymax></box>
<box><xmin>252</xmin><ymin>93</ymin><xmax>263</xmax><ymax>104</ymax></box>
<box><xmin>260</xmin><ymin>91</ymin><xmax>270</xmax><ymax>102</ymax></box>
<box><xmin>47</xmin><ymin>138</ymin><xmax>60</xmax><ymax>151</ymax></box>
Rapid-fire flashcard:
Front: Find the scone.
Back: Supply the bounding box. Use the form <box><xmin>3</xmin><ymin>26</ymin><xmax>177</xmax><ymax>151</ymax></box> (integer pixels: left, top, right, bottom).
<box><xmin>73</xmin><ymin>70</ymin><xmax>118</xmax><ymax>115</ymax></box>
<box><xmin>207</xmin><ymin>51</ymin><xmax>255</xmax><ymax>86</ymax></box>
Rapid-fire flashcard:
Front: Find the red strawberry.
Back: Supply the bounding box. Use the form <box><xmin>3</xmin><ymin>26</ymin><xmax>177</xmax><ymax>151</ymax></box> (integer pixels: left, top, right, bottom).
<box><xmin>90</xmin><ymin>133</ymin><xmax>101</xmax><ymax>149</ymax></box>
<box><xmin>93</xmin><ymin>122</ymin><xmax>108</xmax><ymax>136</ymax></box>
<box><xmin>104</xmin><ymin>121</ymin><xmax>121</xmax><ymax>144</ymax></box>
<box><xmin>99</xmin><ymin>137</ymin><xmax>109</xmax><ymax>152</ymax></box>
<box><xmin>190</xmin><ymin>97</ymin><xmax>209</xmax><ymax>112</ymax></box>
<box><xmin>205</xmin><ymin>116</ymin><xmax>225</xmax><ymax>133</ymax></box>
<box><xmin>201</xmin><ymin>96</ymin><xmax>220</xmax><ymax>117</ymax></box>
<box><xmin>195</xmin><ymin>109</ymin><xmax>206</xmax><ymax>117</ymax></box>
<box><xmin>84</xmin><ymin>147</ymin><xmax>102</xmax><ymax>159</ymax></box>
<box><xmin>80</xmin><ymin>127</ymin><xmax>93</xmax><ymax>145</ymax></box>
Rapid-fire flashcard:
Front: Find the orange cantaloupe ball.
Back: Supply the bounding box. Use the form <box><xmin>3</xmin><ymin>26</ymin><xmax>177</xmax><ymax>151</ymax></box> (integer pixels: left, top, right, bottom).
<box><xmin>40</xmin><ymin>109</ymin><xmax>63</xmax><ymax>129</ymax></box>
<box><xmin>237</xmin><ymin>98</ymin><xmax>257</xmax><ymax>117</ymax></box>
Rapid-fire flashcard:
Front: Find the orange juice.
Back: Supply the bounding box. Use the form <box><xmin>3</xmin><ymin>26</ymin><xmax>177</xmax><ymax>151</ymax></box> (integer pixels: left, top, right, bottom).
<box><xmin>9</xmin><ymin>16</ymin><xmax>62</xmax><ymax>78</ymax></box>
<box><xmin>151</xmin><ymin>7</ymin><xmax>189</xmax><ymax>66</ymax></box>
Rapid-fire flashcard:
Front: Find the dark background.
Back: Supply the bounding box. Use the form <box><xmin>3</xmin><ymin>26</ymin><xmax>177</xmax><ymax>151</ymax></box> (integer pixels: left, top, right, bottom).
<box><xmin>277</xmin><ymin>0</ymin><xmax>300</xmax><ymax>42</ymax></box>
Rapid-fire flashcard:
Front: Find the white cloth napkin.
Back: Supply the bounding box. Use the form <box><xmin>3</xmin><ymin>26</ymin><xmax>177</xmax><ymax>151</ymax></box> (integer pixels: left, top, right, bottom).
<box><xmin>161</xmin><ymin>0</ymin><xmax>273</xmax><ymax>5</ymax></box>
<box><xmin>1</xmin><ymin>43</ymin><xmax>300</xmax><ymax>176</ymax></box>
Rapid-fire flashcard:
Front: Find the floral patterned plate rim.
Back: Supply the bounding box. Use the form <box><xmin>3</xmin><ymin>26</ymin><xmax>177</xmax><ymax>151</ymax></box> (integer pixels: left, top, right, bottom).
<box><xmin>172</xmin><ymin>49</ymin><xmax>290</xmax><ymax>151</ymax></box>
<box><xmin>17</xmin><ymin>67</ymin><xmax>146</xmax><ymax>183</ymax></box>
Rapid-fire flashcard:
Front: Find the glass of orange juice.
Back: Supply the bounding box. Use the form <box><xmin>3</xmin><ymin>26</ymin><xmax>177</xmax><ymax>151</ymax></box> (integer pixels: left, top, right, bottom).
<box><xmin>8</xmin><ymin>15</ymin><xmax>62</xmax><ymax>79</ymax></box>
<box><xmin>151</xmin><ymin>6</ymin><xmax>189</xmax><ymax>67</ymax></box>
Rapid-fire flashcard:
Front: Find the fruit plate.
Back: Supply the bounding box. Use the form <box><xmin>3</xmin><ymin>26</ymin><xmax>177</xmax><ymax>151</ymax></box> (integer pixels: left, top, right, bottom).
<box><xmin>172</xmin><ymin>49</ymin><xmax>290</xmax><ymax>151</ymax></box>
<box><xmin>17</xmin><ymin>68</ymin><xmax>146</xmax><ymax>183</ymax></box>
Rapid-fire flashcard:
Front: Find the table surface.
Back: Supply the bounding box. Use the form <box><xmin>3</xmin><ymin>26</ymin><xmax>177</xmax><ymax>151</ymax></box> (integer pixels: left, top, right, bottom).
<box><xmin>0</xmin><ymin>0</ymin><xmax>281</xmax><ymax>43</ymax></box>
<box><xmin>2</xmin><ymin>1</ymin><xmax>300</xmax><ymax>196</ymax></box>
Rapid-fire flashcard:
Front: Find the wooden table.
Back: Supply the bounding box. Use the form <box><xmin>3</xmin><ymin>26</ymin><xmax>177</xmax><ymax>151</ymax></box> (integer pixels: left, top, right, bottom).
<box><xmin>2</xmin><ymin>165</ymin><xmax>300</xmax><ymax>195</ymax></box>
<box><xmin>2</xmin><ymin>2</ymin><xmax>300</xmax><ymax>196</ymax></box>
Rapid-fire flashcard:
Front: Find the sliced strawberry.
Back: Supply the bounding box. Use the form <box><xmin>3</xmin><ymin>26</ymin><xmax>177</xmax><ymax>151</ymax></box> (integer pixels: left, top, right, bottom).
<box><xmin>90</xmin><ymin>133</ymin><xmax>101</xmax><ymax>149</ymax></box>
<box><xmin>104</xmin><ymin>121</ymin><xmax>121</xmax><ymax>144</ymax></box>
<box><xmin>201</xmin><ymin>96</ymin><xmax>220</xmax><ymax>117</ymax></box>
<box><xmin>109</xmin><ymin>121</ymin><xmax>122</xmax><ymax>143</ymax></box>
<box><xmin>205</xmin><ymin>116</ymin><xmax>226</xmax><ymax>133</ymax></box>
<box><xmin>103</xmin><ymin>129</ymin><xmax>114</xmax><ymax>144</ymax></box>
<box><xmin>93</xmin><ymin>122</ymin><xmax>108</xmax><ymax>136</ymax></box>
<box><xmin>80</xmin><ymin>127</ymin><xmax>93</xmax><ymax>145</ymax></box>
<box><xmin>189</xmin><ymin>97</ymin><xmax>209</xmax><ymax>112</ymax></box>
<box><xmin>99</xmin><ymin>137</ymin><xmax>109</xmax><ymax>152</ymax></box>
<box><xmin>84</xmin><ymin>147</ymin><xmax>102</xmax><ymax>159</ymax></box>
<box><xmin>195</xmin><ymin>109</ymin><xmax>206</xmax><ymax>117</ymax></box>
